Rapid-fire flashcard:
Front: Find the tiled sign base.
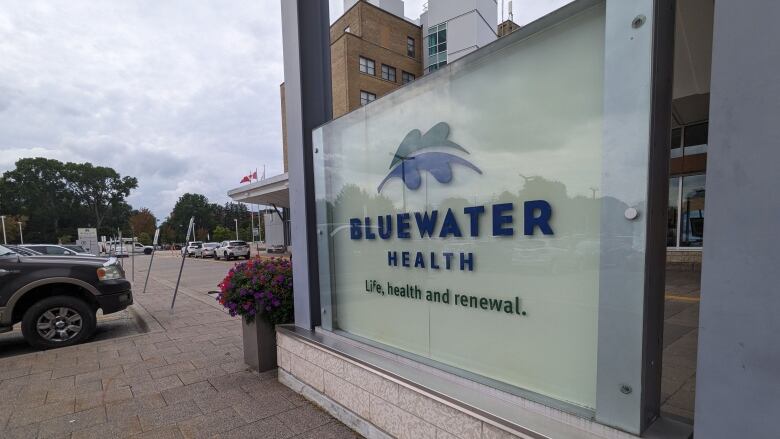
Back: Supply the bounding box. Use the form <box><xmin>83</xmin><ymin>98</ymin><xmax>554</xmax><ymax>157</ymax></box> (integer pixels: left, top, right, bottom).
<box><xmin>276</xmin><ymin>330</ymin><xmax>640</xmax><ymax>439</ymax></box>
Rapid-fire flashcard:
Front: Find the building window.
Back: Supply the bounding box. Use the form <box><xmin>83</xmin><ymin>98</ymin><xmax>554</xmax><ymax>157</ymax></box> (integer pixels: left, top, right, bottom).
<box><xmin>359</xmin><ymin>56</ymin><xmax>375</xmax><ymax>75</ymax></box>
<box><xmin>668</xmin><ymin>174</ymin><xmax>706</xmax><ymax>248</ymax></box>
<box><xmin>407</xmin><ymin>36</ymin><xmax>415</xmax><ymax>57</ymax></box>
<box><xmin>671</xmin><ymin>122</ymin><xmax>708</xmax><ymax>158</ymax></box>
<box><xmin>402</xmin><ymin>71</ymin><xmax>415</xmax><ymax>84</ymax></box>
<box><xmin>360</xmin><ymin>90</ymin><xmax>376</xmax><ymax>106</ymax></box>
<box><xmin>381</xmin><ymin>64</ymin><xmax>396</xmax><ymax>82</ymax></box>
<box><xmin>426</xmin><ymin>23</ymin><xmax>447</xmax><ymax>72</ymax></box>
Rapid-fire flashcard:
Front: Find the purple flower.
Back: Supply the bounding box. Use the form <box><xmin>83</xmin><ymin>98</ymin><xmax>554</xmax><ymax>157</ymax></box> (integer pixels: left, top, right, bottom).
<box><xmin>253</xmin><ymin>292</ymin><xmax>262</xmax><ymax>300</ymax></box>
<box><xmin>272</xmin><ymin>299</ymin><xmax>281</xmax><ymax>307</ymax></box>
<box><xmin>242</xmin><ymin>302</ymin><xmax>252</xmax><ymax>310</ymax></box>
<box><xmin>249</xmin><ymin>309</ymin><xmax>256</xmax><ymax>316</ymax></box>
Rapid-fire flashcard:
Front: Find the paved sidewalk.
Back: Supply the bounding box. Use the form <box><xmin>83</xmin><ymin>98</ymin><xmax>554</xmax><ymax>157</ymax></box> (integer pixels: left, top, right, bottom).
<box><xmin>0</xmin><ymin>277</ymin><xmax>359</xmax><ymax>439</ymax></box>
<box><xmin>661</xmin><ymin>268</ymin><xmax>701</xmax><ymax>421</ymax></box>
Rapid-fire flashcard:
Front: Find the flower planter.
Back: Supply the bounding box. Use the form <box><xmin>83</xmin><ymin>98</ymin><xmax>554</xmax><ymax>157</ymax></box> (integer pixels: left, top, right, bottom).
<box><xmin>216</xmin><ymin>257</ymin><xmax>292</xmax><ymax>372</ymax></box>
<box><xmin>242</xmin><ymin>316</ymin><xmax>277</xmax><ymax>372</ymax></box>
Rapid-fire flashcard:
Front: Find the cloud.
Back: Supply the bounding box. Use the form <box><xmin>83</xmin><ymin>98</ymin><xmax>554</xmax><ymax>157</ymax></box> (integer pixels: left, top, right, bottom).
<box><xmin>0</xmin><ymin>0</ymin><xmax>574</xmax><ymax>222</ymax></box>
<box><xmin>0</xmin><ymin>0</ymin><xmax>285</xmax><ymax>221</ymax></box>
<box><xmin>328</xmin><ymin>0</ymin><xmax>574</xmax><ymax>25</ymax></box>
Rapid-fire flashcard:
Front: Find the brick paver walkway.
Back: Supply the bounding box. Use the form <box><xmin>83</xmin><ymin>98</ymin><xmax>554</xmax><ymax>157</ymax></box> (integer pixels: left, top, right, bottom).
<box><xmin>0</xmin><ymin>277</ymin><xmax>359</xmax><ymax>439</ymax></box>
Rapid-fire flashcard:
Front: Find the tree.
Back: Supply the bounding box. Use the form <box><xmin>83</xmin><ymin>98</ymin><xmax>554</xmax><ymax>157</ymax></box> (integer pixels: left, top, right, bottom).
<box><xmin>195</xmin><ymin>227</ymin><xmax>209</xmax><ymax>242</ymax></box>
<box><xmin>0</xmin><ymin>158</ymin><xmax>138</xmax><ymax>243</ymax></box>
<box><xmin>160</xmin><ymin>224</ymin><xmax>176</xmax><ymax>244</ymax></box>
<box><xmin>137</xmin><ymin>232</ymin><xmax>152</xmax><ymax>246</ymax></box>
<box><xmin>212</xmin><ymin>225</ymin><xmax>233</xmax><ymax>242</ymax></box>
<box><xmin>0</xmin><ymin>158</ymin><xmax>75</xmax><ymax>242</ymax></box>
<box><xmin>129</xmin><ymin>208</ymin><xmax>157</xmax><ymax>239</ymax></box>
<box><xmin>61</xmin><ymin>162</ymin><xmax>138</xmax><ymax>231</ymax></box>
<box><xmin>168</xmin><ymin>194</ymin><xmax>217</xmax><ymax>240</ymax></box>
<box><xmin>0</xmin><ymin>215</ymin><xmax>27</xmax><ymax>244</ymax></box>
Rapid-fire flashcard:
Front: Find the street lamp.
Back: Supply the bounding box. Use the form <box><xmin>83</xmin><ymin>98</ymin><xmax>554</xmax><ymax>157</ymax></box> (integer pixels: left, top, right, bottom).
<box><xmin>0</xmin><ymin>216</ymin><xmax>6</xmax><ymax>245</ymax></box>
<box><xmin>234</xmin><ymin>219</ymin><xmax>239</xmax><ymax>241</ymax></box>
<box><xmin>18</xmin><ymin>221</ymin><xmax>23</xmax><ymax>244</ymax></box>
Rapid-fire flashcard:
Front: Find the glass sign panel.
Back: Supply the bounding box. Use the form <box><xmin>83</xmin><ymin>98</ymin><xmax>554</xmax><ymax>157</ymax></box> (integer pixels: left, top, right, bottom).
<box><xmin>315</xmin><ymin>3</ymin><xmax>605</xmax><ymax>409</ymax></box>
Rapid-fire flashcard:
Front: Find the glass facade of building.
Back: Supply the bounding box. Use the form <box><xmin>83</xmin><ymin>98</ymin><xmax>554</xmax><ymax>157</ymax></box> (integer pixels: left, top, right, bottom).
<box><xmin>426</xmin><ymin>23</ymin><xmax>447</xmax><ymax>72</ymax></box>
<box><xmin>668</xmin><ymin>121</ymin><xmax>708</xmax><ymax>249</ymax></box>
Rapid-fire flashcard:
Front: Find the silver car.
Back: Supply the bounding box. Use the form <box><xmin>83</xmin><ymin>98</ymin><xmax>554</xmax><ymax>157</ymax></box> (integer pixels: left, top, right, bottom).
<box><xmin>214</xmin><ymin>240</ymin><xmax>250</xmax><ymax>260</ymax></box>
<box><xmin>194</xmin><ymin>242</ymin><xmax>220</xmax><ymax>258</ymax></box>
<box><xmin>22</xmin><ymin>244</ymin><xmax>96</xmax><ymax>257</ymax></box>
<box><xmin>185</xmin><ymin>241</ymin><xmax>203</xmax><ymax>257</ymax></box>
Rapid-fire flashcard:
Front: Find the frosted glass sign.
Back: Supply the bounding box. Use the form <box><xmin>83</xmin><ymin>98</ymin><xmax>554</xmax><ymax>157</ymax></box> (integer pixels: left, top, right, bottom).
<box><xmin>315</xmin><ymin>3</ymin><xmax>606</xmax><ymax>409</ymax></box>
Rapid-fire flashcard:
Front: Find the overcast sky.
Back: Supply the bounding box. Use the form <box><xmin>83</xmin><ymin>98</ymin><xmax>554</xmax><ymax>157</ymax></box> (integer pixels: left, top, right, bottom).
<box><xmin>0</xmin><ymin>0</ymin><xmax>571</xmax><ymax>221</ymax></box>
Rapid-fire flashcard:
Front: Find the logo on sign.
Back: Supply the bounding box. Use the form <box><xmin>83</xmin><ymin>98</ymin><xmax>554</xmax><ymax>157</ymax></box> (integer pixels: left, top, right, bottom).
<box><xmin>377</xmin><ymin>122</ymin><xmax>482</xmax><ymax>193</ymax></box>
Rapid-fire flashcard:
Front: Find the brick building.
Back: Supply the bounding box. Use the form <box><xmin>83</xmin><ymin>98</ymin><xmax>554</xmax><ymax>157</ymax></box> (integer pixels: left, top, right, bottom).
<box><xmin>330</xmin><ymin>0</ymin><xmax>423</xmax><ymax>117</ymax></box>
<box><xmin>280</xmin><ymin>0</ymin><xmax>423</xmax><ymax>170</ymax></box>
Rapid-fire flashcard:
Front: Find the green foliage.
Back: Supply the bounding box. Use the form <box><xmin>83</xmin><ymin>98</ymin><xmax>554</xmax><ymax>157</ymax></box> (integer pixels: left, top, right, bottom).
<box><xmin>212</xmin><ymin>225</ymin><xmax>233</xmax><ymax>242</ymax></box>
<box><xmin>129</xmin><ymin>208</ymin><xmax>157</xmax><ymax>239</ymax></box>
<box><xmin>137</xmin><ymin>232</ymin><xmax>152</xmax><ymax>246</ymax></box>
<box><xmin>160</xmin><ymin>224</ymin><xmax>177</xmax><ymax>244</ymax></box>
<box><xmin>60</xmin><ymin>162</ymin><xmax>138</xmax><ymax>230</ymax></box>
<box><xmin>160</xmin><ymin>193</ymin><xmax>256</xmax><ymax>243</ymax></box>
<box><xmin>0</xmin><ymin>158</ymin><xmax>137</xmax><ymax>243</ymax></box>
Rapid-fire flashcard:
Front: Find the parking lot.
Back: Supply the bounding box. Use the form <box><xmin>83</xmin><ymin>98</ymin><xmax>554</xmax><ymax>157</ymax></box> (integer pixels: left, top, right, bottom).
<box><xmin>0</xmin><ymin>249</ymin><xmax>356</xmax><ymax>439</ymax></box>
<box><xmin>0</xmin><ymin>247</ymin><xmax>285</xmax><ymax>358</ymax></box>
<box><xmin>0</xmin><ymin>247</ymin><xmax>698</xmax><ymax>431</ymax></box>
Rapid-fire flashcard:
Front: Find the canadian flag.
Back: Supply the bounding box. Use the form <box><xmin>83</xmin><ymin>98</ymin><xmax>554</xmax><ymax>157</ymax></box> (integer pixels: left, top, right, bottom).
<box><xmin>240</xmin><ymin>168</ymin><xmax>261</xmax><ymax>184</ymax></box>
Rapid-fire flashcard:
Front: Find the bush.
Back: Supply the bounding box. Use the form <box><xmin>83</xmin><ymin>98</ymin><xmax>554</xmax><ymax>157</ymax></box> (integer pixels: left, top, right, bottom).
<box><xmin>216</xmin><ymin>257</ymin><xmax>293</xmax><ymax>325</ymax></box>
<box><xmin>212</xmin><ymin>225</ymin><xmax>233</xmax><ymax>242</ymax></box>
<box><xmin>138</xmin><ymin>232</ymin><xmax>151</xmax><ymax>246</ymax></box>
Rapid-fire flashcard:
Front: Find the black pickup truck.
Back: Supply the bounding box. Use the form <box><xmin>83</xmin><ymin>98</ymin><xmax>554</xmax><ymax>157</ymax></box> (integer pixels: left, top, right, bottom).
<box><xmin>0</xmin><ymin>244</ymin><xmax>133</xmax><ymax>349</ymax></box>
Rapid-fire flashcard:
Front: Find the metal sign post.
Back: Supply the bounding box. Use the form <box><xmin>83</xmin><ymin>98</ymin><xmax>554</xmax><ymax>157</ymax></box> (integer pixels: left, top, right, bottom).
<box><xmin>117</xmin><ymin>230</ymin><xmax>123</xmax><ymax>268</ymax></box>
<box><xmin>170</xmin><ymin>217</ymin><xmax>194</xmax><ymax>311</ymax></box>
<box><xmin>142</xmin><ymin>228</ymin><xmax>160</xmax><ymax>294</ymax></box>
<box><xmin>130</xmin><ymin>228</ymin><xmax>135</xmax><ymax>282</ymax></box>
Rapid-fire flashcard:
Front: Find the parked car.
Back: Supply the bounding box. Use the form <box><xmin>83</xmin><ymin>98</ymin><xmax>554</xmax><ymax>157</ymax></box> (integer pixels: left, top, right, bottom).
<box><xmin>0</xmin><ymin>244</ymin><xmax>133</xmax><ymax>349</ymax></box>
<box><xmin>63</xmin><ymin>244</ymin><xmax>89</xmax><ymax>253</ymax></box>
<box><xmin>194</xmin><ymin>242</ymin><xmax>220</xmax><ymax>258</ymax></box>
<box><xmin>22</xmin><ymin>244</ymin><xmax>96</xmax><ymax>257</ymax></box>
<box><xmin>107</xmin><ymin>240</ymin><xmax>153</xmax><ymax>256</ymax></box>
<box><xmin>214</xmin><ymin>240</ymin><xmax>250</xmax><ymax>260</ymax></box>
<box><xmin>267</xmin><ymin>244</ymin><xmax>286</xmax><ymax>254</ymax></box>
<box><xmin>185</xmin><ymin>241</ymin><xmax>203</xmax><ymax>257</ymax></box>
<box><xmin>5</xmin><ymin>245</ymin><xmax>42</xmax><ymax>256</ymax></box>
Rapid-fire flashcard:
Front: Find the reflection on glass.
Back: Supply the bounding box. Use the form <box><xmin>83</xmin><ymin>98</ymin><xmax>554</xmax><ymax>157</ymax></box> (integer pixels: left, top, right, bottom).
<box><xmin>667</xmin><ymin>177</ymin><xmax>679</xmax><ymax>247</ymax></box>
<box><xmin>315</xmin><ymin>4</ymin><xmax>606</xmax><ymax>411</ymax></box>
<box><xmin>683</xmin><ymin>122</ymin><xmax>708</xmax><ymax>156</ymax></box>
<box><xmin>681</xmin><ymin>174</ymin><xmax>705</xmax><ymax>247</ymax></box>
<box><xmin>683</xmin><ymin>122</ymin><xmax>708</xmax><ymax>147</ymax></box>
<box><xmin>670</xmin><ymin>127</ymin><xmax>681</xmax><ymax>150</ymax></box>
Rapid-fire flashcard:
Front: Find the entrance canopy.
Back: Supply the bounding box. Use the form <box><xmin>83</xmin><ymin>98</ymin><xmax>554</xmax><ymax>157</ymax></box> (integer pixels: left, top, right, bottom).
<box><xmin>227</xmin><ymin>172</ymin><xmax>289</xmax><ymax>208</ymax></box>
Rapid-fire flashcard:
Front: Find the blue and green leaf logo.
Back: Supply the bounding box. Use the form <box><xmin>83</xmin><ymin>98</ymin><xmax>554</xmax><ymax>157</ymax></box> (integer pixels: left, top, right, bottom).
<box><xmin>377</xmin><ymin>122</ymin><xmax>482</xmax><ymax>193</ymax></box>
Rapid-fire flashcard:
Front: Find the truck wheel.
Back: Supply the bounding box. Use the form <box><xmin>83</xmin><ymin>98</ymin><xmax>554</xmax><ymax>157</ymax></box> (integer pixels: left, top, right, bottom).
<box><xmin>144</xmin><ymin>248</ymin><xmax>152</xmax><ymax>255</ymax></box>
<box><xmin>21</xmin><ymin>296</ymin><xmax>97</xmax><ymax>350</ymax></box>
